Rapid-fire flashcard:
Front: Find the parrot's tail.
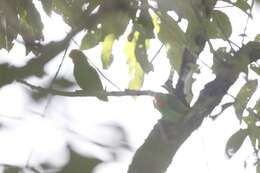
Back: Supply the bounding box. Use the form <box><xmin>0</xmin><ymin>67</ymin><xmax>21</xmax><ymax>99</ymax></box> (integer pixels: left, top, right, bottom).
<box><xmin>97</xmin><ymin>91</ymin><xmax>108</xmax><ymax>101</ymax></box>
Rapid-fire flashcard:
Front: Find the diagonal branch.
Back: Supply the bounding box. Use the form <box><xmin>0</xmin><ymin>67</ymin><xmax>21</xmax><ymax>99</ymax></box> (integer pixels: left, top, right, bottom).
<box><xmin>127</xmin><ymin>41</ymin><xmax>260</xmax><ymax>173</ymax></box>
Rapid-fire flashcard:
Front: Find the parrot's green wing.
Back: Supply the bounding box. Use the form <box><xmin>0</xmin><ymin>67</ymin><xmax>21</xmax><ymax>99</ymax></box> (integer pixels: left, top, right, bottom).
<box><xmin>154</xmin><ymin>93</ymin><xmax>189</xmax><ymax>123</ymax></box>
<box><xmin>70</xmin><ymin>49</ymin><xmax>108</xmax><ymax>101</ymax></box>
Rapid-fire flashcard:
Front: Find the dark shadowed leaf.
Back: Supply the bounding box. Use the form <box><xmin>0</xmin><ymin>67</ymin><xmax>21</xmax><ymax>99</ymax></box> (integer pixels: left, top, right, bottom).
<box><xmin>250</xmin><ymin>64</ymin><xmax>260</xmax><ymax>75</ymax></box>
<box><xmin>137</xmin><ymin>9</ymin><xmax>154</xmax><ymax>39</ymax></box>
<box><xmin>53</xmin><ymin>77</ymin><xmax>74</xmax><ymax>88</ymax></box>
<box><xmin>253</xmin><ymin>99</ymin><xmax>260</xmax><ymax>116</ymax></box>
<box><xmin>257</xmin><ymin>163</ymin><xmax>260</xmax><ymax>173</ymax></box>
<box><xmin>3</xmin><ymin>166</ymin><xmax>21</xmax><ymax>173</ymax></box>
<box><xmin>234</xmin><ymin>0</ymin><xmax>251</xmax><ymax>14</ymax></box>
<box><xmin>206</xmin><ymin>10</ymin><xmax>232</xmax><ymax>39</ymax></box>
<box><xmin>234</xmin><ymin>80</ymin><xmax>258</xmax><ymax>121</ymax></box>
<box><xmin>244</xmin><ymin>100</ymin><xmax>260</xmax><ymax>147</ymax></box>
<box><xmin>40</xmin><ymin>0</ymin><xmax>53</xmax><ymax>16</ymax></box>
<box><xmin>225</xmin><ymin>129</ymin><xmax>248</xmax><ymax>158</ymax></box>
<box><xmin>157</xmin><ymin>0</ymin><xmax>194</xmax><ymax>19</ymax></box>
<box><xmin>57</xmin><ymin>146</ymin><xmax>103</xmax><ymax>173</ymax></box>
<box><xmin>156</xmin><ymin>14</ymin><xmax>185</xmax><ymax>72</ymax></box>
<box><xmin>80</xmin><ymin>29</ymin><xmax>103</xmax><ymax>50</ymax></box>
<box><xmin>0</xmin><ymin>0</ymin><xmax>19</xmax><ymax>51</ymax></box>
<box><xmin>30</xmin><ymin>77</ymin><xmax>74</xmax><ymax>102</ymax></box>
<box><xmin>133</xmin><ymin>26</ymin><xmax>153</xmax><ymax>73</ymax></box>
<box><xmin>100</xmin><ymin>11</ymin><xmax>129</xmax><ymax>38</ymax></box>
<box><xmin>255</xmin><ymin>34</ymin><xmax>260</xmax><ymax>42</ymax></box>
<box><xmin>52</xmin><ymin>0</ymin><xmax>87</xmax><ymax>26</ymax></box>
<box><xmin>248</xmin><ymin>101</ymin><xmax>260</xmax><ymax>149</ymax></box>
<box><xmin>248</xmin><ymin>125</ymin><xmax>260</xmax><ymax>150</ymax></box>
<box><xmin>0</xmin><ymin>63</ymin><xmax>14</xmax><ymax>87</ymax></box>
<box><xmin>17</xmin><ymin>0</ymin><xmax>44</xmax><ymax>52</ymax></box>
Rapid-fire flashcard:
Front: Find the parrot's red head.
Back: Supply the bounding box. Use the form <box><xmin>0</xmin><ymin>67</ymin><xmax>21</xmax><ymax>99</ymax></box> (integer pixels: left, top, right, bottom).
<box><xmin>153</xmin><ymin>94</ymin><xmax>166</xmax><ymax>109</ymax></box>
<box><xmin>69</xmin><ymin>49</ymin><xmax>81</xmax><ymax>62</ymax></box>
<box><xmin>69</xmin><ymin>49</ymin><xmax>92</xmax><ymax>67</ymax></box>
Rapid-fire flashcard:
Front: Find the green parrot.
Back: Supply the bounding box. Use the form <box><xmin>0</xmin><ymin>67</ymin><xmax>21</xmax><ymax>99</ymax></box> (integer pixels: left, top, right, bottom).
<box><xmin>153</xmin><ymin>93</ymin><xmax>189</xmax><ymax>123</ymax></box>
<box><xmin>69</xmin><ymin>49</ymin><xmax>108</xmax><ymax>101</ymax></box>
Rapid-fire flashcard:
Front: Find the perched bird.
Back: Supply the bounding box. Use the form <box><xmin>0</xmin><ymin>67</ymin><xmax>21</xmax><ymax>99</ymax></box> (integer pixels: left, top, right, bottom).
<box><xmin>153</xmin><ymin>93</ymin><xmax>189</xmax><ymax>123</ymax></box>
<box><xmin>69</xmin><ymin>49</ymin><xmax>108</xmax><ymax>101</ymax></box>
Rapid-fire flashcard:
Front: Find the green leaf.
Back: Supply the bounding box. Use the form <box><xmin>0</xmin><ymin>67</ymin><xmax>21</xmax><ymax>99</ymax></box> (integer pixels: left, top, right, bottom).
<box><xmin>211</xmin><ymin>102</ymin><xmax>234</xmax><ymax>118</ymax></box>
<box><xmin>53</xmin><ymin>77</ymin><xmax>74</xmax><ymax>88</ymax></box>
<box><xmin>243</xmin><ymin>113</ymin><xmax>257</xmax><ymax>127</ymax></box>
<box><xmin>132</xmin><ymin>26</ymin><xmax>153</xmax><ymax>73</ymax></box>
<box><xmin>257</xmin><ymin>163</ymin><xmax>260</xmax><ymax>173</ymax></box>
<box><xmin>137</xmin><ymin>9</ymin><xmax>154</xmax><ymax>39</ymax></box>
<box><xmin>3</xmin><ymin>166</ymin><xmax>20</xmax><ymax>173</ymax></box>
<box><xmin>124</xmin><ymin>32</ymin><xmax>144</xmax><ymax>89</ymax></box>
<box><xmin>248</xmin><ymin>125</ymin><xmax>260</xmax><ymax>149</ymax></box>
<box><xmin>157</xmin><ymin>14</ymin><xmax>185</xmax><ymax>72</ymax></box>
<box><xmin>225</xmin><ymin>129</ymin><xmax>248</xmax><ymax>158</ymax></box>
<box><xmin>234</xmin><ymin>80</ymin><xmax>258</xmax><ymax>121</ymax></box>
<box><xmin>128</xmin><ymin>64</ymin><xmax>144</xmax><ymax>89</ymax></box>
<box><xmin>235</xmin><ymin>0</ymin><xmax>251</xmax><ymax>14</ymax></box>
<box><xmin>245</xmin><ymin>100</ymin><xmax>260</xmax><ymax>129</ymax></box>
<box><xmin>157</xmin><ymin>0</ymin><xmax>195</xmax><ymax>19</ymax></box>
<box><xmin>57</xmin><ymin>146</ymin><xmax>102</xmax><ymax>173</ymax></box>
<box><xmin>206</xmin><ymin>10</ymin><xmax>232</xmax><ymax>39</ymax></box>
<box><xmin>101</xmin><ymin>33</ymin><xmax>115</xmax><ymax>69</ymax></box>
<box><xmin>17</xmin><ymin>0</ymin><xmax>44</xmax><ymax>54</ymax></box>
<box><xmin>253</xmin><ymin>99</ymin><xmax>260</xmax><ymax>115</ymax></box>
<box><xmin>255</xmin><ymin>34</ymin><xmax>260</xmax><ymax>42</ymax></box>
<box><xmin>52</xmin><ymin>0</ymin><xmax>89</xmax><ymax>26</ymax></box>
<box><xmin>250</xmin><ymin>64</ymin><xmax>260</xmax><ymax>75</ymax></box>
<box><xmin>135</xmin><ymin>39</ymin><xmax>153</xmax><ymax>73</ymax></box>
<box><xmin>80</xmin><ymin>29</ymin><xmax>103</xmax><ymax>50</ymax></box>
<box><xmin>100</xmin><ymin>11</ymin><xmax>129</xmax><ymax>37</ymax></box>
<box><xmin>0</xmin><ymin>0</ymin><xmax>19</xmax><ymax>51</ymax></box>
<box><xmin>40</xmin><ymin>0</ymin><xmax>52</xmax><ymax>16</ymax></box>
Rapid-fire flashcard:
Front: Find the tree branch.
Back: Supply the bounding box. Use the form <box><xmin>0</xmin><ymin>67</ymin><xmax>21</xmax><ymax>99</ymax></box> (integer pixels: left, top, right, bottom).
<box><xmin>127</xmin><ymin>42</ymin><xmax>260</xmax><ymax>173</ymax></box>
<box><xmin>17</xmin><ymin>79</ymin><xmax>160</xmax><ymax>97</ymax></box>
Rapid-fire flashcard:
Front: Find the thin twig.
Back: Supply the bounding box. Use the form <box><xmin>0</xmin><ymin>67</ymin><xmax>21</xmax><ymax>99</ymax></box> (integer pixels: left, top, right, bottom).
<box><xmin>241</xmin><ymin>0</ymin><xmax>255</xmax><ymax>44</ymax></box>
<box><xmin>150</xmin><ymin>44</ymin><xmax>164</xmax><ymax>63</ymax></box>
<box><xmin>197</xmin><ymin>58</ymin><xmax>212</xmax><ymax>70</ymax></box>
<box><xmin>41</xmin><ymin>46</ymin><xmax>69</xmax><ymax>116</ymax></box>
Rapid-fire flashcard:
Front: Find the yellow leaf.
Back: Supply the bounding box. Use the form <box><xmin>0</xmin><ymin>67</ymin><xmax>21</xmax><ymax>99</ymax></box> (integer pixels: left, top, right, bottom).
<box><xmin>101</xmin><ymin>33</ymin><xmax>115</xmax><ymax>69</ymax></box>
<box><xmin>124</xmin><ymin>31</ymin><xmax>144</xmax><ymax>89</ymax></box>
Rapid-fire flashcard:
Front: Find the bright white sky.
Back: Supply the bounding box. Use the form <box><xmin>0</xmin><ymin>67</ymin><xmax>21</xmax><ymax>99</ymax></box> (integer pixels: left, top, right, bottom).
<box><xmin>0</xmin><ymin>1</ymin><xmax>260</xmax><ymax>173</ymax></box>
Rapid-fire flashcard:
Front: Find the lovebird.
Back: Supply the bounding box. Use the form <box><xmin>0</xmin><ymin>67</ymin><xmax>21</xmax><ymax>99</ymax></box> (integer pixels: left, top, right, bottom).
<box><xmin>69</xmin><ymin>49</ymin><xmax>108</xmax><ymax>101</ymax></box>
<box><xmin>153</xmin><ymin>93</ymin><xmax>189</xmax><ymax>123</ymax></box>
